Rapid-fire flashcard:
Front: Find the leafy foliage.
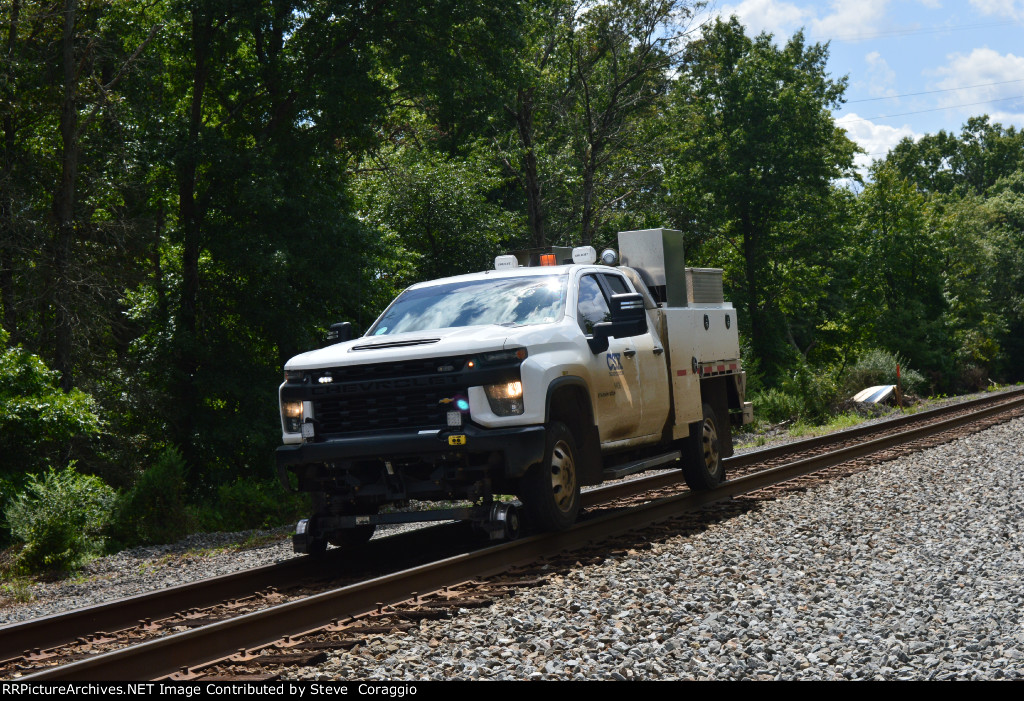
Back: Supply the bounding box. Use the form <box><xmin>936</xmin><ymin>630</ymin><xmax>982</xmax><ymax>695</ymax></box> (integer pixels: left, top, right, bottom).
<box><xmin>0</xmin><ymin>330</ymin><xmax>102</xmax><ymax>488</ymax></box>
<box><xmin>353</xmin><ymin>144</ymin><xmax>517</xmax><ymax>284</ymax></box>
<box><xmin>1</xmin><ymin>3</ymin><xmax>1023</xmax><ymax>553</ymax></box>
<box><xmin>108</xmin><ymin>447</ymin><xmax>189</xmax><ymax>548</ymax></box>
<box><xmin>841</xmin><ymin>349</ymin><xmax>926</xmax><ymax>396</ymax></box>
<box><xmin>750</xmin><ymin>388</ymin><xmax>803</xmax><ymax>424</ymax></box>
<box><xmin>886</xmin><ymin>117</ymin><xmax>1024</xmax><ymax>196</ymax></box>
<box><xmin>664</xmin><ymin>16</ymin><xmax>858</xmax><ymax>383</ymax></box>
<box><xmin>4</xmin><ymin>465</ymin><xmax>115</xmax><ymax>572</ymax></box>
<box><xmin>192</xmin><ymin>479</ymin><xmax>307</xmax><ymax>533</ymax></box>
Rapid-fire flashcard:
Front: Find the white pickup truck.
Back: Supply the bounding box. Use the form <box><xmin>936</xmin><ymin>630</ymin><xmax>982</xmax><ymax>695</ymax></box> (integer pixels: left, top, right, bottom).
<box><xmin>277</xmin><ymin>228</ymin><xmax>751</xmax><ymax>552</ymax></box>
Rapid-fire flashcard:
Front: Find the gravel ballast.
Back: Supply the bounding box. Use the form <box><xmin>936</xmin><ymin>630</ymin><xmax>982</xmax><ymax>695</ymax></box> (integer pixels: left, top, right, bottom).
<box><xmin>2</xmin><ymin>408</ymin><xmax>1022</xmax><ymax>680</ymax></box>
<box><xmin>289</xmin><ymin>416</ymin><xmax>1024</xmax><ymax>681</ymax></box>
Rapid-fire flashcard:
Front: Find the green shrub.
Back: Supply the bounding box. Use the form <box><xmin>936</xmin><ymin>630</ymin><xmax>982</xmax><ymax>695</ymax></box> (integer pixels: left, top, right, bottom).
<box><xmin>752</xmin><ymin>362</ymin><xmax>842</xmax><ymax>424</ymax></box>
<box><xmin>0</xmin><ymin>476</ymin><xmax>17</xmax><ymax>547</ymax></box>
<box><xmin>781</xmin><ymin>363</ymin><xmax>840</xmax><ymax>423</ymax></box>
<box><xmin>842</xmin><ymin>348</ymin><xmax>926</xmax><ymax>395</ymax></box>
<box><xmin>194</xmin><ymin>479</ymin><xmax>307</xmax><ymax>532</ymax></box>
<box><xmin>751</xmin><ymin>388</ymin><xmax>803</xmax><ymax>424</ymax></box>
<box><xmin>0</xmin><ymin>330</ymin><xmax>102</xmax><ymax>483</ymax></box>
<box><xmin>4</xmin><ymin>464</ymin><xmax>115</xmax><ymax>572</ymax></box>
<box><xmin>108</xmin><ymin>447</ymin><xmax>189</xmax><ymax>548</ymax></box>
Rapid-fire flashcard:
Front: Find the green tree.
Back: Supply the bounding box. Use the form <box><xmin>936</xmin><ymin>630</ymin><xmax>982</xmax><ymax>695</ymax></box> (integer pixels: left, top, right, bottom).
<box><xmin>664</xmin><ymin>17</ymin><xmax>858</xmax><ymax>382</ymax></box>
<box><xmin>930</xmin><ymin>193</ymin><xmax>1004</xmax><ymax>380</ymax></box>
<box><xmin>481</xmin><ymin>0</ymin><xmax>696</xmax><ymax>249</ymax></box>
<box><xmin>853</xmin><ymin>163</ymin><xmax>948</xmax><ymax>381</ymax></box>
<box><xmin>354</xmin><ymin>143</ymin><xmax>517</xmax><ymax>286</ymax></box>
<box><xmin>558</xmin><ymin>0</ymin><xmax>693</xmax><ymax>246</ymax></box>
<box><xmin>887</xmin><ymin>116</ymin><xmax>1024</xmax><ymax>196</ymax></box>
<box><xmin>985</xmin><ymin>170</ymin><xmax>1024</xmax><ymax>382</ymax></box>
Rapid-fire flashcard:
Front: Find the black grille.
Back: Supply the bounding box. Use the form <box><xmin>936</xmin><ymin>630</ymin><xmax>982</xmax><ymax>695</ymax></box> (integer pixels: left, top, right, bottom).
<box><xmin>313</xmin><ymin>386</ymin><xmax>464</xmax><ymax>435</ymax></box>
<box><xmin>310</xmin><ymin>356</ymin><xmax>470</xmax><ymax>384</ymax></box>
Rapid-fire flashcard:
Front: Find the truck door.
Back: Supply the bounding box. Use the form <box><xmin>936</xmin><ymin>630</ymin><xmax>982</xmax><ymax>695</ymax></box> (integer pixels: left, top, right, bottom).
<box><xmin>577</xmin><ymin>274</ymin><xmax>642</xmax><ymax>442</ymax></box>
<box><xmin>600</xmin><ymin>272</ymin><xmax>670</xmax><ymax>439</ymax></box>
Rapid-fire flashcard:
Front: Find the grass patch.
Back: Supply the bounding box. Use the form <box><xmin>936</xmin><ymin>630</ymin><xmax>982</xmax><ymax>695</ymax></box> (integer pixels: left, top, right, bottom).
<box><xmin>786</xmin><ymin>412</ymin><xmax>873</xmax><ymax>438</ymax></box>
<box><xmin>0</xmin><ymin>576</ymin><xmax>33</xmax><ymax>605</ymax></box>
<box><xmin>0</xmin><ymin>549</ymin><xmax>34</xmax><ymax>605</ymax></box>
<box><xmin>233</xmin><ymin>532</ymin><xmax>287</xmax><ymax>550</ymax></box>
<box><xmin>734</xmin><ymin>434</ymin><xmax>770</xmax><ymax>450</ymax></box>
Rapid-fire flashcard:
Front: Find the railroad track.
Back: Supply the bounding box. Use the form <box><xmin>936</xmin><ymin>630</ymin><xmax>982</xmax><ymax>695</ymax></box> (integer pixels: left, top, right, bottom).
<box><xmin>6</xmin><ymin>387</ymin><xmax>1023</xmax><ymax>681</ymax></box>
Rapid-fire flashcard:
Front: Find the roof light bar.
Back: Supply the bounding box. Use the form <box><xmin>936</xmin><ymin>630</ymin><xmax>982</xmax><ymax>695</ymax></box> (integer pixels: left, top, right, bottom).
<box><xmin>572</xmin><ymin>246</ymin><xmax>597</xmax><ymax>265</ymax></box>
<box><xmin>494</xmin><ymin>255</ymin><xmax>519</xmax><ymax>270</ymax></box>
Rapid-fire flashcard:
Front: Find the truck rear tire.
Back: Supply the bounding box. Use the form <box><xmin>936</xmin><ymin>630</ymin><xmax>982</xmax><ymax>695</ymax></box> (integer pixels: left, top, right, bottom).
<box><xmin>520</xmin><ymin>421</ymin><xmax>581</xmax><ymax>531</ymax></box>
<box><xmin>682</xmin><ymin>403</ymin><xmax>725</xmax><ymax>490</ymax></box>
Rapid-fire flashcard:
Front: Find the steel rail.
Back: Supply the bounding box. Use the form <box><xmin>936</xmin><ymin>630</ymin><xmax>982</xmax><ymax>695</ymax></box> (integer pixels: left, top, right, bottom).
<box><xmin>0</xmin><ymin>521</ymin><xmax>473</xmax><ymax>662</ymax></box>
<box><xmin>6</xmin><ymin>387</ymin><xmax>1021</xmax><ymax>666</ymax></box>
<box><xmin>25</xmin><ymin>391</ymin><xmax>1024</xmax><ymax>681</ymax></box>
<box><xmin>583</xmin><ymin>386</ymin><xmax>1024</xmax><ymax>505</ymax></box>
<box><xmin>5</xmin><ymin>387</ymin><xmax>1021</xmax><ymax>665</ymax></box>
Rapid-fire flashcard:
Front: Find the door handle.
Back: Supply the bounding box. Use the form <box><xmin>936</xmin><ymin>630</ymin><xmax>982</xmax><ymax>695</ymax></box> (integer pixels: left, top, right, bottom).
<box><xmin>653</xmin><ymin>347</ymin><xmax>664</xmax><ymax>355</ymax></box>
<box><xmin>624</xmin><ymin>349</ymin><xmax>637</xmax><ymax>358</ymax></box>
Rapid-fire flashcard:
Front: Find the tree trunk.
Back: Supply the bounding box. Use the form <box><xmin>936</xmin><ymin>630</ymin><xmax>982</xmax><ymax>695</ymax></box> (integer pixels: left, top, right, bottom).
<box><xmin>175</xmin><ymin>10</ymin><xmax>211</xmax><ymax>466</ymax></box>
<box><xmin>51</xmin><ymin>0</ymin><xmax>79</xmax><ymax>391</ymax></box>
<box><xmin>0</xmin><ymin>0</ymin><xmax>21</xmax><ymax>338</ymax></box>
<box><xmin>580</xmin><ymin>144</ymin><xmax>597</xmax><ymax>246</ymax></box>
<box><xmin>513</xmin><ymin>89</ymin><xmax>545</xmax><ymax>248</ymax></box>
<box><xmin>741</xmin><ymin>211</ymin><xmax>764</xmax><ymax>373</ymax></box>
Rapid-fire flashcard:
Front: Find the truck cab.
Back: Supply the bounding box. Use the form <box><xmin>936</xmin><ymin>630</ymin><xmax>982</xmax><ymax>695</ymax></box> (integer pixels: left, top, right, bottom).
<box><xmin>277</xmin><ymin>229</ymin><xmax>751</xmax><ymax>552</ymax></box>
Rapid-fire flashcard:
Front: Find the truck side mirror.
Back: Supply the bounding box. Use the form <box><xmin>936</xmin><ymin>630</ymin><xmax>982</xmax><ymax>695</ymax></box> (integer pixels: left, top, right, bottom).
<box><xmin>325</xmin><ymin>322</ymin><xmax>353</xmax><ymax>346</ymax></box>
<box><xmin>608</xmin><ymin>293</ymin><xmax>647</xmax><ymax>336</ymax></box>
<box><xmin>586</xmin><ymin>293</ymin><xmax>648</xmax><ymax>354</ymax></box>
<box><xmin>587</xmin><ymin>323</ymin><xmax>612</xmax><ymax>354</ymax></box>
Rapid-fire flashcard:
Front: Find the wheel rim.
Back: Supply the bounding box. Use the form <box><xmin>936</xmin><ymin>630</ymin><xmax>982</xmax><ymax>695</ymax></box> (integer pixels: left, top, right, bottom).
<box><xmin>701</xmin><ymin>417</ymin><xmax>720</xmax><ymax>474</ymax></box>
<box><xmin>505</xmin><ymin>507</ymin><xmax>520</xmax><ymax>539</ymax></box>
<box><xmin>549</xmin><ymin>439</ymin><xmax>577</xmax><ymax>513</ymax></box>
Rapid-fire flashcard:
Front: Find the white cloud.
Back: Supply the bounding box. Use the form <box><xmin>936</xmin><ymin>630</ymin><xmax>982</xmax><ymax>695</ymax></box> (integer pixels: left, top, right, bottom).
<box><xmin>930</xmin><ymin>48</ymin><xmax>1024</xmax><ymax>122</ymax></box>
<box><xmin>717</xmin><ymin>0</ymin><xmax>811</xmax><ymax>37</ymax></box>
<box><xmin>864</xmin><ymin>51</ymin><xmax>898</xmax><ymax>97</ymax></box>
<box><xmin>969</xmin><ymin>0</ymin><xmax>1024</xmax><ymax>20</ymax></box>
<box><xmin>811</xmin><ymin>0</ymin><xmax>890</xmax><ymax>40</ymax></box>
<box><xmin>986</xmin><ymin>109</ymin><xmax>1024</xmax><ymax>128</ymax></box>
<box><xmin>837</xmin><ymin>113</ymin><xmax>922</xmax><ymax>174</ymax></box>
<box><xmin>714</xmin><ymin>0</ymin><xmax>893</xmax><ymax>42</ymax></box>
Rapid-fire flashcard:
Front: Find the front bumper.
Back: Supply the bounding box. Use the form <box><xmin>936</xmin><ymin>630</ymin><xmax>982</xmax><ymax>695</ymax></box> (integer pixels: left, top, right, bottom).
<box><xmin>276</xmin><ymin>423</ymin><xmax>547</xmax><ymax>485</ymax></box>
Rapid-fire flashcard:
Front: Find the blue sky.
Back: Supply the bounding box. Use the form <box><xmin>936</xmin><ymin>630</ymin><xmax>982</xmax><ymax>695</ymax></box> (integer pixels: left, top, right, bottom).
<box><xmin>700</xmin><ymin>0</ymin><xmax>1024</xmax><ymax>173</ymax></box>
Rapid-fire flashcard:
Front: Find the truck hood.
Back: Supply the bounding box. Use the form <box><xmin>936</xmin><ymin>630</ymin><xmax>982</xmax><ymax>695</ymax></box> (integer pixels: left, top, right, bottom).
<box><xmin>285</xmin><ymin>325</ymin><xmax>523</xmax><ymax>369</ymax></box>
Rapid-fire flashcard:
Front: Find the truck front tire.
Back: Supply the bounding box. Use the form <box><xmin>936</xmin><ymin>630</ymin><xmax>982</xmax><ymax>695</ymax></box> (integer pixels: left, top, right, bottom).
<box><xmin>682</xmin><ymin>402</ymin><xmax>726</xmax><ymax>490</ymax></box>
<box><xmin>520</xmin><ymin>421</ymin><xmax>581</xmax><ymax>531</ymax></box>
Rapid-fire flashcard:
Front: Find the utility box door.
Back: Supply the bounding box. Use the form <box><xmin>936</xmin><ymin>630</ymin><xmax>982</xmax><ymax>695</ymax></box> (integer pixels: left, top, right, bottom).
<box><xmin>664</xmin><ymin>310</ymin><xmax>703</xmax><ymax>439</ymax></box>
<box><xmin>664</xmin><ymin>308</ymin><xmax>742</xmax><ymax>439</ymax></box>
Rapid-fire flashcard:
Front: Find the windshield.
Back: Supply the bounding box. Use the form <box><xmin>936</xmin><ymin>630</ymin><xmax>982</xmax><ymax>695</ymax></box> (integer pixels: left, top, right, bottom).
<box><xmin>368</xmin><ymin>275</ymin><xmax>568</xmax><ymax>336</ymax></box>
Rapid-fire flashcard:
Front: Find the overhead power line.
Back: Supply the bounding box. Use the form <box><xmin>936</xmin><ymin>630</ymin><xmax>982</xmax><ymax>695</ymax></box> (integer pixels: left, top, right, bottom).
<box><xmin>847</xmin><ymin>78</ymin><xmax>1024</xmax><ymax>103</ymax></box>
<box><xmin>838</xmin><ymin>95</ymin><xmax>1024</xmax><ymax>123</ymax></box>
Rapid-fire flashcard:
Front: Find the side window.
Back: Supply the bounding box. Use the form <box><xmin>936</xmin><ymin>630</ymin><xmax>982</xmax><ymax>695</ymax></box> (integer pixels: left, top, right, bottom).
<box><xmin>602</xmin><ymin>273</ymin><xmax>630</xmax><ymax>296</ymax></box>
<box><xmin>577</xmin><ymin>275</ymin><xmax>611</xmax><ymax>335</ymax></box>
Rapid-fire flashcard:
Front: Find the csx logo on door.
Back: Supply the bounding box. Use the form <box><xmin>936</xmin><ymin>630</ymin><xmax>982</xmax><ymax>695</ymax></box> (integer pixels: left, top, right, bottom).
<box><xmin>606</xmin><ymin>352</ymin><xmax>623</xmax><ymax>375</ymax></box>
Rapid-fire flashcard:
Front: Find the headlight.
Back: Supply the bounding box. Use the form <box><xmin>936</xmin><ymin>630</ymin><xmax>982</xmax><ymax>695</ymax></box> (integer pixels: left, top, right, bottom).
<box><xmin>477</xmin><ymin>348</ymin><xmax>528</xmax><ymax>365</ymax></box>
<box><xmin>484</xmin><ymin>380</ymin><xmax>524</xmax><ymax>416</ymax></box>
<box><xmin>282</xmin><ymin>401</ymin><xmax>303</xmax><ymax>433</ymax></box>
